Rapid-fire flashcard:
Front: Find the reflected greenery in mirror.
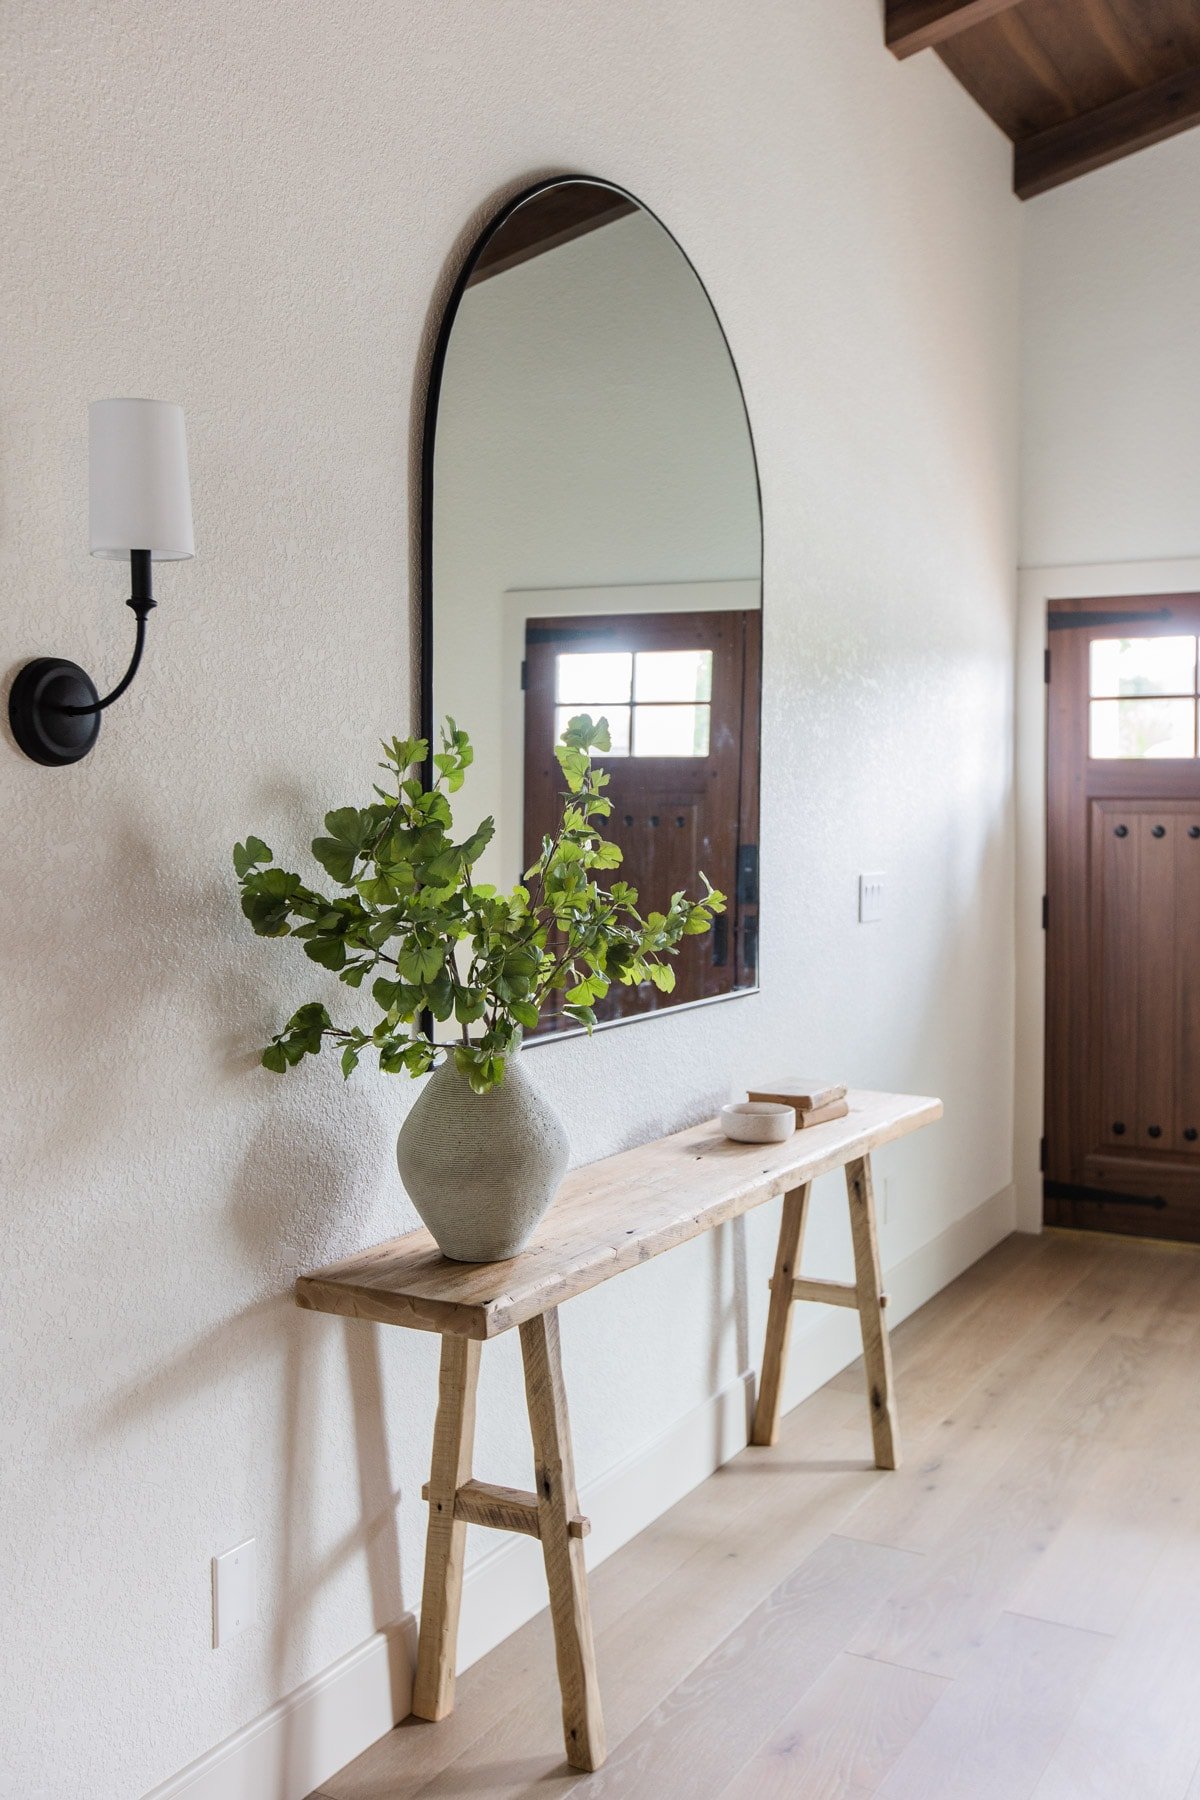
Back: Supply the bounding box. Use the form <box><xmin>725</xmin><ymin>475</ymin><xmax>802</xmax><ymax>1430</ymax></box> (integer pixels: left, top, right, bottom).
<box><xmin>234</xmin><ymin>720</ymin><xmax>723</xmax><ymax>1093</ymax></box>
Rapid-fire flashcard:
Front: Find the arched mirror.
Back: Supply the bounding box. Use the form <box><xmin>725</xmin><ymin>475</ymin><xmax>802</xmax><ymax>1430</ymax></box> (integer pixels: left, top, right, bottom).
<box><xmin>423</xmin><ymin>176</ymin><xmax>762</xmax><ymax>1038</ymax></box>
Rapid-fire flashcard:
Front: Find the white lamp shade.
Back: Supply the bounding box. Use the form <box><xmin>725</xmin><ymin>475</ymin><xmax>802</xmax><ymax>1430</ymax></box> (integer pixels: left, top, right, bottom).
<box><xmin>89</xmin><ymin>398</ymin><xmax>194</xmax><ymax>560</ymax></box>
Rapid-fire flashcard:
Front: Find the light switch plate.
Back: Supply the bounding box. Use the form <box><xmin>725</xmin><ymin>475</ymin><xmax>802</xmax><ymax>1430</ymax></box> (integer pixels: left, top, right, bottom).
<box><xmin>858</xmin><ymin>872</ymin><xmax>885</xmax><ymax>923</ymax></box>
<box><xmin>213</xmin><ymin>1538</ymin><xmax>256</xmax><ymax>1647</ymax></box>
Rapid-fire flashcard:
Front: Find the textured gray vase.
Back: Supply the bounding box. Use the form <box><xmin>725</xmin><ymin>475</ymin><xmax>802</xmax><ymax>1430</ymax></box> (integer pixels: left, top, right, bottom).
<box><xmin>396</xmin><ymin>1053</ymin><xmax>570</xmax><ymax>1262</ymax></box>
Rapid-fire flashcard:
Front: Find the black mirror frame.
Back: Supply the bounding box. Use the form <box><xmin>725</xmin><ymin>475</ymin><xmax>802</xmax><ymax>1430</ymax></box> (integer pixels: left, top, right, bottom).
<box><xmin>419</xmin><ymin>173</ymin><xmax>764</xmax><ymax>1042</ymax></box>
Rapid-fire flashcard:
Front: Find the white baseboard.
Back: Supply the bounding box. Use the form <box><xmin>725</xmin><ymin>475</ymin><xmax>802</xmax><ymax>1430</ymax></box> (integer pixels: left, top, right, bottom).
<box><xmin>142</xmin><ymin>1620</ymin><xmax>415</xmax><ymax>1800</ymax></box>
<box><xmin>146</xmin><ymin>1184</ymin><xmax>1015</xmax><ymax>1800</ymax></box>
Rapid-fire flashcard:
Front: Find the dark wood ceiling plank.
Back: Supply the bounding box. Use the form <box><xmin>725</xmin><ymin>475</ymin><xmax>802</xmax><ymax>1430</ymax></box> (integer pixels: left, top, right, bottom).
<box><xmin>1015</xmin><ymin>59</ymin><xmax>1200</xmax><ymax>195</ymax></box>
<box><xmin>1011</xmin><ymin>0</ymin><xmax>1174</xmax><ymax>115</ymax></box>
<box><xmin>885</xmin><ymin>0</ymin><xmax>1025</xmax><ymax>60</ymax></box>
<box><xmin>889</xmin><ymin>0</ymin><xmax>1200</xmax><ymax>193</ymax></box>
<box><xmin>938</xmin><ymin>9</ymin><xmax>1078</xmax><ymax>139</ymax></box>
<box><xmin>1084</xmin><ymin>1</ymin><xmax>1165</xmax><ymax>89</ymax></box>
<box><xmin>1104</xmin><ymin>0</ymin><xmax>1200</xmax><ymax>77</ymax></box>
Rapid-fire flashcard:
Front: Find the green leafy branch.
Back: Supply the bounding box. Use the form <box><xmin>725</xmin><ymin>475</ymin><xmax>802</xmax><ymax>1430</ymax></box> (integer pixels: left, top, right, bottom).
<box><xmin>234</xmin><ymin>716</ymin><xmax>724</xmax><ymax>1094</ymax></box>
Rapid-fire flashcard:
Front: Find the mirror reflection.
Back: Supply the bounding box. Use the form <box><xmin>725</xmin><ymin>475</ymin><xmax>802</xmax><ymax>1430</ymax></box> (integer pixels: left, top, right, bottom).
<box><xmin>426</xmin><ymin>178</ymin><xmax>762</xmax><ymax>1035</ymax></box>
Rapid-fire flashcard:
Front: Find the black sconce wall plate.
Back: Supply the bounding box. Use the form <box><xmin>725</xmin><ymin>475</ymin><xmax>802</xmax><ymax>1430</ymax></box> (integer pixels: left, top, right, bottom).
<box><xmin>9</xmin><ymin>548</ymin><xmax>154</xmax><ymax>767</ymax></box>
<box><xmin>9</xmin><ymin>660</ymin><xmax>102</xmax><ymax>765</ymax></box>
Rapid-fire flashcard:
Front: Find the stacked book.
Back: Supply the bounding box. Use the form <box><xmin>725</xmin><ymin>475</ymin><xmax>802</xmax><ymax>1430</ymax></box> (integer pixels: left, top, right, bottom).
<box><xmin>746</xmin><ymin>1078</ymin><xmax>848</xmax><ymax>1129</ymax></box>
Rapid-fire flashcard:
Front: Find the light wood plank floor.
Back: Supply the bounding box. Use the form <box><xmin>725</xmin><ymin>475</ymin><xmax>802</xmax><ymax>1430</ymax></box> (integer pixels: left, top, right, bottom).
<box><xmin>313</xmin><ymin>1230</ymin><xmax>1200</xmax><ymax>1800</ymax></box>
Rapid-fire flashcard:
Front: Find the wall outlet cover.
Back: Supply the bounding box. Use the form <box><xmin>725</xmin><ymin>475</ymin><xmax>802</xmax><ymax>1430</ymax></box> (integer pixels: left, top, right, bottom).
<box><xmin>213</xmin><ymin>1538</ymin><xmax>256</xmax><ymax>1648</ymax></box>
<box><xmin>858</xmin><ymin>872</ymin><xmax>885</xmax><ymax>923</ymax></box>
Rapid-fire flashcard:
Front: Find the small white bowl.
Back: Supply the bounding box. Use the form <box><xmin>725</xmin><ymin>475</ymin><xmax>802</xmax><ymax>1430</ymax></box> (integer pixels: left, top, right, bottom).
<box><xmin>719</xmin><ymin>1101</ymin><xmax>796</xmax><ymax>1144</ymax></box>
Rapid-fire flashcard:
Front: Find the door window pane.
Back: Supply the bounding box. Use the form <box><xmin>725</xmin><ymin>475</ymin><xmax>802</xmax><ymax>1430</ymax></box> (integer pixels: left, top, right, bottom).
<box><xmin>633</xmin><ymin>649</ymin><xmax>714</xmax><ymax>703</ymax></box>
<box><xmin>1089</xmin><ymin>636</ymin><xmax>1197</xmax><ymax>698</ymax></box>
<box><xmin>633</xmin><ymin>704</ymin><xmax>711</xmax><ymax>757</ymax></box>
<box><xmin>554</xmin><ymin>651</ymin><xmax>633</xmax><ymax>705</ymax></box>
<box><xmin>552</xmin><ymin>647</ymin><xmax>716</xmax><ymax>758</ymax></box>
<box><xmin>1089</xmin><ymin>697</ymin><xmax>1196</xmax><ymax>759</ymax></box>
<box><xmin>555</xmin><ymin>704</ymin><xmax>630</xmax><ymax>755</ymax></box>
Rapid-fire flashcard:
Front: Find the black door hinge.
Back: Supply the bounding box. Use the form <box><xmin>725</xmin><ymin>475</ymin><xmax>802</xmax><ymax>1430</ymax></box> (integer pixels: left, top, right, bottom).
<box><xmin>1042</xmin><ymin>894</ymin><xmax>1048</xmax><ymax>930</ymax></box>
<box><xmin>520</xmin><ymin>659</ymin><xmax>527</xmax><ymax>691</ymax></box>
<box><xmin>1044</xmin><ymin>648</ymin><xmax>1051</xmax><ymax>684</ymax></box>
<box><xmin>1039</xmin><ymin>1135</ymin><xmax>1046</xmax><ymax>1172</ymax></box>
<box><xmin>1048</xmin><ymin>607</ymin><xmax>1173</xmax><ymax>632</ymax></box>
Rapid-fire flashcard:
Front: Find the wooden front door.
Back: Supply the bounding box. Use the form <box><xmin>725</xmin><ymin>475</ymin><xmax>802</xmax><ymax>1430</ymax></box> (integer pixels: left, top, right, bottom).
<box><xmin>523</xmin><ymin>609</ymin><xmax>760</xmax><ymax>1025</ymax></box>
<box><xmin>1045</xmin><ymin>594</ymin><xmax>1200</xmax><ymax>1241</ymax></box>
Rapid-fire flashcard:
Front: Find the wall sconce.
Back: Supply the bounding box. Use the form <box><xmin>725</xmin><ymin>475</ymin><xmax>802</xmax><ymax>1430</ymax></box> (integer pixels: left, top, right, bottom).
<box><xmin>9</xmin><ymin>397</ymin><xmax>193</xmax><ymax>766</ymax></box>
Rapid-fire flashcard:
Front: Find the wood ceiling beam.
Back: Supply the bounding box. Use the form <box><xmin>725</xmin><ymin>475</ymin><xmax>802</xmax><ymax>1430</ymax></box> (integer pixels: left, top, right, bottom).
<box><xmin>885</xmin><ymin>0</ymin><xmax>1025</xmax><ymax>61</ymax></box>
<box><xmin>1015</xmin><ymin>62</ymin><xmax>1200</xmax><ymax>198</ymax></box>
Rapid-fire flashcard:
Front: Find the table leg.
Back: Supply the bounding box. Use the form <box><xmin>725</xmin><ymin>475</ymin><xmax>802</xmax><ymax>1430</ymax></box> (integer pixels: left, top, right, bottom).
<box><xmin>412</xmin><ymin>1333</ymin><xmax>481</xmax><ymax>1721</ymax></box>
<box><xmin>751</xmin><ymin>1183</ymin><xmax>812</xmax><ymax>1447</ymax></box>
<box><xmin>519</xmin><ymin>1309</ymin><xmax>606</xmax><ymax>1772</ymax></box>
<box><xmin>846</xmin><ymin>1154</ymin><xmax>900</xmax><ymax>1470</ymax></box>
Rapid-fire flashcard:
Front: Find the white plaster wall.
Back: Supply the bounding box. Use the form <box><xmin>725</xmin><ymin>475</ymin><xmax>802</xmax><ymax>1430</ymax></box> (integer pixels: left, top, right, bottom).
<box><xmin>0</xmin><ymin>3</ymin><xmax>1019</xmax><ymax>1795</ymax></box>
<box><xmin>1021</xmin><ymin>130</ymin><xmax>1200</xmax><ymax>569</ymax></box>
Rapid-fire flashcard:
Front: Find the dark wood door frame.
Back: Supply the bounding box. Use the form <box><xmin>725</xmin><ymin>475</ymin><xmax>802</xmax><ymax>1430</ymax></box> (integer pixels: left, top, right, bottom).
<box><xmin>1044</xmin><ymin>592</ymin><xmax>1200</xmax><ymax>1241</ymax></box>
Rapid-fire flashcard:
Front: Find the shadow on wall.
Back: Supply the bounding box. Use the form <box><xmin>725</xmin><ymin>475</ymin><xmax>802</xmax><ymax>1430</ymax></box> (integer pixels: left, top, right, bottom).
<box><xmin>81</xmin><ymin>1115</ymin><xmax>416</xmax><ymax>1790</ymax></box>
<box><xmin>234</xmin><ymin>1118</ymin><xmax>414</xmax><ymax>1788</ymax></box>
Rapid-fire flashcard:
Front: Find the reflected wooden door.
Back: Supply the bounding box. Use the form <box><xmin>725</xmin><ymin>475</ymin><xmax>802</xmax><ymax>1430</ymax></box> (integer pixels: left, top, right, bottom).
<box><xmin>523</xmin><ymin>610</ymin><xmax>760</xmax><ymax>1025</ymax></box>
<box><xmin>1045</xmin><ymin>594</ymin><xmax>1200</xmax><ymax>1241</ymax></box>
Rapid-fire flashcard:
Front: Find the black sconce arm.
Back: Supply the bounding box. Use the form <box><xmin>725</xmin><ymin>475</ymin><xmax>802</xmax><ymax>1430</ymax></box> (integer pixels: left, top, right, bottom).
<box><xmin>8</xmin><ymin>549</ymin><xmax>158</xmax><ymax>765</ymax></box>
<box><xmin>54</xmin><ymin>551</ymin><xmax>156</xmax><ymax>717</ymax></box>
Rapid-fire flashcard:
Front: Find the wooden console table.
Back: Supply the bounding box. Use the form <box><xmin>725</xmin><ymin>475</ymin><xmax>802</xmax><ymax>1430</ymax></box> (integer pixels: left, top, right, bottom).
<box><xmin>296</xmin><ymin>1088</ymin><xmax>941</xmax><ymax>1772</ymax></box>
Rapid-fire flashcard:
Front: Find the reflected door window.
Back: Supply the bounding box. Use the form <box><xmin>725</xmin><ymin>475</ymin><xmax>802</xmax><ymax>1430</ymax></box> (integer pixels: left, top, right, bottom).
<box><xmin>553</xmin><ymin>649</ymin><xmax>713</xmax><ymax>756</ymax></box>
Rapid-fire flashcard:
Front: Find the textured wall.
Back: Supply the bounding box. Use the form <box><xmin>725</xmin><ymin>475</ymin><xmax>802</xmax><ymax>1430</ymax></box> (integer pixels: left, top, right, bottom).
<box><xmin>0</xmin><ymin>3</ymin><xmax>1019</xmax><ymax>1794</ymax></box>
<box><xmin>1021</xmin><ymin>130</ymin><xmax>1200</xmax><ymax>568</ymax></box>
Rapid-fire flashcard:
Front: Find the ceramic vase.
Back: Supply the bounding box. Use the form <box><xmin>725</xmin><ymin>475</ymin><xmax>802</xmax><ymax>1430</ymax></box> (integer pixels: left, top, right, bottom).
<box><xmin>396</xmin><ymin>1052</ymin><xmax>569</xmax><ymax>1262</ymax></box>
